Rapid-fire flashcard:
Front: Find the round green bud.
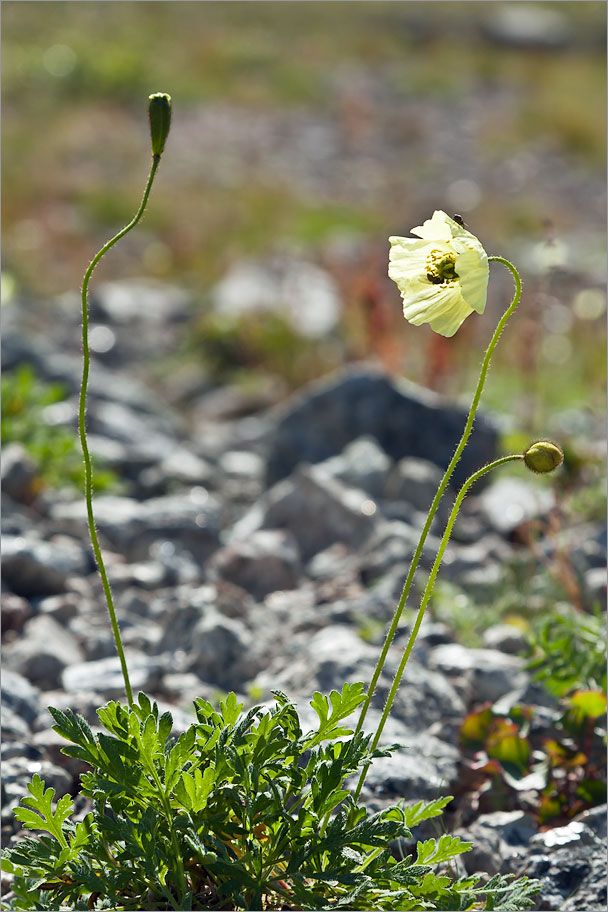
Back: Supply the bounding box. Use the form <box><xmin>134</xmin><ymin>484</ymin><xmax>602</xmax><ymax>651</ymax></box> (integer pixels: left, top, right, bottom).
<box><xmin>523</xmin><ymin>440</ymin><xmax>564</xmax><ymax>474</ymax></box>
<box><xmin>148</xmin><ymin>92</ymin><xmax>172</xmax><ymax>157</ymax></box>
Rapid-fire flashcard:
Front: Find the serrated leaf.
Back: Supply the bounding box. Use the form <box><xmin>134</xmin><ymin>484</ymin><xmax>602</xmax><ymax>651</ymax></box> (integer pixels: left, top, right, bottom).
<box><xmin>401</xmin><ymin>795</ymin><xmax>453</xmax><ymax>828</ymax></box>
<box><xmin>13</xmin><ymin>775</ymin><xmax>72</xmax><ymax>848</ymax></box>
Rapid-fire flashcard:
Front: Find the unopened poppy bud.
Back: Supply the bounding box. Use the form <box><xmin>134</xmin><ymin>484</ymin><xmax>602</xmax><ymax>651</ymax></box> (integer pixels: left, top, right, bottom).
<box><xmin>148</xmin><ymin>93</ymin><xmax>172</xmax><ymax>157</ymax></box>
<box><xmin>523</xmin><ymin>440</ymin><xmax>564</xmax><ymax>474</ymax></box>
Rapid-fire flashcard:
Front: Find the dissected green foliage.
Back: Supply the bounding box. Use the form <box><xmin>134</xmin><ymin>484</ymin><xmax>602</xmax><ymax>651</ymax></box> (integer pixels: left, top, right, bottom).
<box><xmin>525</xmin><ymin>604</ymin><xmax>607</xmax><ymax>698</ymax></box>
<box><xmin>2</xmin><ymin>688</ymin><xmax>540</xmax><ymax>911</ymax></box>
<box><xmin>1</xmin><ymin>363</ymin><xmax>117</xmax><ymax>494</ymax></box>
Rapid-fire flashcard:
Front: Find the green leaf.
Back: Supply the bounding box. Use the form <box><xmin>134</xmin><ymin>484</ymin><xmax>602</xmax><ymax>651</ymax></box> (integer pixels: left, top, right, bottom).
<box><xmin>568</xmin><ymin>689</ymin><xmax>607</xmax><ymax>719</ymax></box>
<box><xmin>401</xmin><ymin>796</ymin><xmax>453</xmax><ymax>828</ymax></box>
<box><xmin>220</xmin><ymin>691</ymin><xmax>243</xmax><ymax>726</ymax></box>
<box><xmin>13</xmin><ymin>775</ymin><xmax>72</xmax><ymax>848</ymax></box>
<box><xmin>307</xmin><ymin>682</ymin><xmax>367</xmax><ymax>746</ymax></box>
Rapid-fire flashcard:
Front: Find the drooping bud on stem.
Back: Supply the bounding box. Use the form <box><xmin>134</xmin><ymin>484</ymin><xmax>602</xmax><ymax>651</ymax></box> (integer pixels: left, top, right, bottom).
<box><xmin>148</xmin><ymin>92</ymin><xmax>172</xmax><ymax>157</ymax></box>
<box><xmin>523</xmin><ymin>440</ymin><xmax>564</xmax><ymax>474</ymax></box>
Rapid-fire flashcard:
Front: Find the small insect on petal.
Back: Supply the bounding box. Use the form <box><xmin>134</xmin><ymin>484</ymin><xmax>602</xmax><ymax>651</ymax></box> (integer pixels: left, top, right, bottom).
<box><xmin>388</xmin><ymin>210</ymin><xmax>489</xmax><ymax>337</ymax></box>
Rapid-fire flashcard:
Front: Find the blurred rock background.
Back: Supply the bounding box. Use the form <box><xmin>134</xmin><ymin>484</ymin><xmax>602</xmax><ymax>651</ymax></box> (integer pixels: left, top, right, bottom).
<box><xmin>2</xmin><ymin>1</ymin><xmax>606</xmax><ymax>437</ymax></box>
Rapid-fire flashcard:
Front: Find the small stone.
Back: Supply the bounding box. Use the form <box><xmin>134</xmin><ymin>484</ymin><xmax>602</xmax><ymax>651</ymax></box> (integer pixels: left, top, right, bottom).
<box><xmin>1</xmin><ymin>443</ymin><xmax>39</xmax><ymax>504</ymax></box>
<box><xmin>1</xmin><ymin>593</ymin><xmax>33</xmax><ymax>635</ymax></box>
<box><xmin>62</xmin><ymin>652</ymin><xmax>166</xmax><ymax>699</ymax></box>
<box><xmin>428</xmin><ymin>643</ymin><xmax>529</xmax><ymax>704</ymax></box>
<box><xmin>208</xmin><ymin>529</ymin><xmax>301</xmax><ymax>600</ymax></box>
<box><xmin>232</xmin><ymin>464</ymin><xmax>379</xmax><ymax>561</ymax></box>
<box><xmin>2</xmin><ymin>534</ymin><xmax>90</xmax><ymax>598</ymax></box>
<box><xmin>4</xmin><ymin>614</ymin><xmax>85</xmax><ymax>690</ymax></box>
<box><xmin>482</xmin><ymin>623</ymin><xmax>529</xmax><ymax>655</ymax></box>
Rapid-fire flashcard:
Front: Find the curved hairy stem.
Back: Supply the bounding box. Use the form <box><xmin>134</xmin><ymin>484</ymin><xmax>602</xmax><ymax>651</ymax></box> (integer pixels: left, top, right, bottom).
<box><xmin>78</xmin><ymin>155</ymin><xmax>161</xmax><ymax>707</ymax></box>
<box><xmin>353</xmin><ymin>453</ymin><xmax>524</xmax><ymax>801</ymax></box>
<box><xmin>355</xmin><ymin>257</ymin><xmax>522</xmax><ymax>736</ymax></box>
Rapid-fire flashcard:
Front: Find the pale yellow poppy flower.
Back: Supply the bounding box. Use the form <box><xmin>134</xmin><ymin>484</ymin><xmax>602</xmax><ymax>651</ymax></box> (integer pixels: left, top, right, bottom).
<box><xmin>388</xmin><ymin>210</ymin><xmax>489</xmax><ymax>337</ymax></box>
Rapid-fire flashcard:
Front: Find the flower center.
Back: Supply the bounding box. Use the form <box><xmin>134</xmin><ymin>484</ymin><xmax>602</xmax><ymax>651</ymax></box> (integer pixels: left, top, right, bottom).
<box><xmin>426</xmin><ymin>250</ymin><xmax>459</xmax><ymax>285</ymax></box>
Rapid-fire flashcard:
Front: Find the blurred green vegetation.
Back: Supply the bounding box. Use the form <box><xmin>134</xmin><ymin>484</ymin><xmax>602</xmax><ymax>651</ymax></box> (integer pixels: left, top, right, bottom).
<box><xmin>2</xmin><ymin>1</ymin><xmax>606</xmax><ymax>432</ymax></box>
<box><xmin>2</xmin><ymin>364</ymin><xmax>117</xmax><ymax>494</ymax></box>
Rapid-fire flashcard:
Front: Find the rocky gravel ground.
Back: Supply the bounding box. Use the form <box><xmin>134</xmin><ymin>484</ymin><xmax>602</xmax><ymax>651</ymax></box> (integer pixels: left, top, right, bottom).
<box><xmin>2</xmin><ymin>280</ymin><xmax>606</xmax><ymax>910</ymax></box>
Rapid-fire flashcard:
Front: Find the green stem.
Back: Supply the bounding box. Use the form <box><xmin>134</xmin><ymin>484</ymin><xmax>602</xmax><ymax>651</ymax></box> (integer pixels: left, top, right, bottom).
<box><xmin>355</xmin><ymin>256</ymin><xmax>521</xmax><ymax>737</ymax></box>
<box><xmin>354</xmin><ymin>454</ymin><xmax>523</xmax><ymax>801</ymax></box>
<box><xmin>78</xmin><ymin>154</ymin><xmax>161</xmax><ymax>708</ymax></box>
<box><xmin>143</xmin><ymin>749</ymin><xmax>189</xmax><ymax>902</ymax></box>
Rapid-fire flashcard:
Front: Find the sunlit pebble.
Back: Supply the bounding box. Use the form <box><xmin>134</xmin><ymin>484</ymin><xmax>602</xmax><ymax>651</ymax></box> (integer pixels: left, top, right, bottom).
<box><xmin>360</xmin><ymin>499</ymin><xmax>376</xmax><ymax>516</ymax></box>
<box><xmin>541</xmin><ymin>302</ymin><xmax>573</xmax><ymax>335</ymax></box>
<box><xmin>151</xmin><ymin>540</ymin><xmax>176</xmax><ymax>559</ymax></box>
<box><xmin>541</xmin><ymin>334</ymin><xmax>572</xmax><ymax>365</ymax></box>
<box><xmin>43</xmin><ymin>43</ymin><xmax>77</xmax><ymax>77</ymax></box>
<box><xmin>505</xmin><ymin>504</ymin><xmax>525</xmax><ymax>525</ymax></box>
<box><xmin>89</xmin><ymin>325</ymin><xmax>116</xmax><ymax>353</ymax></box>
<box><xmin>190</xmin><ymin>486</ymin><xmax>209</xmax><ymax>505</ymax></box>
<box><xmin>573</xmin><ymin>288</ymin><xmax>606</xmax><ymax>321</ymax></box>
<box><xmin>533</xmin><ymin>239</ymin><xmax>568</xmax><ymax>272</ymax></box>
<box><xmin>442</xmin><ymin>548</ymin><xmax>455</xmax><ymax>565</ymax></box>
<box><xmin>445</xmin><ymin>179</ymin><xmax>481</xmax><ymax>213</ymax></box>
<box><xmin>195</xmin><ymin>514</ymin><xmax>207</xmax><ymax>528</ymax></box>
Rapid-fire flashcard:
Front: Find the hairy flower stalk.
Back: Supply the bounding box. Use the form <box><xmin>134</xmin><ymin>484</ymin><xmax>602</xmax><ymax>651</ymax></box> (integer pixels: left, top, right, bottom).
<box><xmin>353</xmin><ymin>440</ymin><xmax>563</xmax><ymax>801</ymax></box>
<box><xmin>355</xmin><ymin>245</ymin><xmax>522</xmax><ymax>738</ymax></box>
<box><xmin>78</xmin><ymin>93</ymin><xmax>172</xmax><ymax>708</ymax></box>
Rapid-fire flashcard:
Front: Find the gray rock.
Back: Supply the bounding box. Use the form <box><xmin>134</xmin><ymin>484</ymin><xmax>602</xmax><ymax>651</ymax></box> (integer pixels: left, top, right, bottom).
<box><xmin>219</xmin><ymin>449</ymin><xmax>265</xmax><ymax>482</ymax></box>
<box><xmin>1</xmin><ymin>670</ymin><xmax>42</xmax><ymax>727</ymax></box>
<box><xmin>374</xmin><ymin>658</ymin><xmax>467</xmax><ymax>735</ymax></box>
<box><xmin>584</xmin><ymin>566</ymin><xmax>606</xmax><ymax>606</ymax></box>
<box><xmin>1</xmin><ymin>443</ymin><xmax>38</xmax><ymax>504</ymax></box>
<box><xmin>572</xmin><ymin>804</ymin><xmax>607</xmax><ymax>841</ymax></box>
<box><xmin>208</xmin><ymin>529</ymin><xmax>301</xmax><ymax>600</ymax></box>
<box><xmin>4</xmin><ymin>614</ymin><xmax>85</xmax><ymax>689</ymax></box>
<box><xmin>1</xmin><ymin>593</ymin><xmax>33</xmax><ymax>635</ymax></box>
<box><xmin>186</xmin><ymin>611</ymin><xmax>256</xmax><ymax>688</ymax></box>
<box><xmin>319</xmin><ymin>436</ymin><xmax>393</xmax><ymax>499</ymax></box>
<box><xmin>358</xmin><ymin>519</ymin><xmax>438</xmax><ymax>586</ymax></box>
<box><xmin>36</xmin><ymin>592</ymin><xmax>80</xmax><ymax>624</ymax></box>
<box><xmin>62</xmin><ymin>652</ymin><xmax>166</xmax><ymax>700</ymax></box>
<box><xmin>478</xmin><ymin>478</ymin><xmax>555</xmax><ymax>536</ymax></box>
<box><xmin>382</xmin><ymin>456</ymin><xmax>447</xmax><ymax>513</ymax></box>
<box><xmin>454</xmin><ymin>561</ymin><xmax>507</xmax><ymax>602</ymax></box>
<box><xmin>1</xmin><ymin>706</ymin><xmax>32</xmax><ymax>741</ymax></box>
<box><xmin>482</xmin><ymin>4</ymin><xmax>572</xmax><ymax>50</ymax></box>
<box><xmin>2</xmin><ymin>757</ymin><xmax>72</xmax><ymax>831</ymax></box>
<box><xmin>359</xmin><ymin>730</ymin><xmax>460</xmax><ymax>804</ymax></box>
<box><xmin>232</xmin><ymin>464</ymin><xmax>379</xmax><ymax>561</ymax></box>
<box><xmin>138</xmin><ymin>447</ymin><xmax>216</xmax><ymax>497</ymax></box>
<box><xmin>519</xmin><ymin>819</ymin><xmax>607</xmax><ymax>911</ymax></box>
<box><xmin>265</xmin><ymin>367</ymin><xmax>497</xmax><ymax>490</ymax></box>
<box><xmin>251</xmin><ymin>624</ymin><xmax>377</xmax><ymax>697</ymax></box>
<box><xmin>457</xmin><ymin>810</ymin><xmax>538</xmax><ymax>875</ymax></box>
<box><xmin>428</xmin><ymin>643</ymin><xmax>529</xmax><ymax>704</ymax></box>
<box><xmin>2</xmin><ymin>534</ymin><xmax>91</xmax><ymax>598</ymax></box>
<box><xmin>93</xmin><ymin>279</ymin><xmax>190</xmax><ymax>330</ymax></box>
<box><xmin>482</xmin><ymin>623</ymin><xmax>529</xmax><ymax>655</ymax></box>
<box><xmin>107</xmin><ymin>560</ymin><xmax>170</xmax><ymax>591</ymax></box>
<box><xmin>50</xmin><ymin>490</ymin><xmax>221</xmax><ymax>563</ymax></box>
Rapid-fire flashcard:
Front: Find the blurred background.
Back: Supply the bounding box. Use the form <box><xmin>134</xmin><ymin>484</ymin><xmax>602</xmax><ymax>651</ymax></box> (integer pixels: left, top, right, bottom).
<box><xmin>2</xmin><ymin>0</ymin><xmax>606</xmax><ymax>444</ymax></box>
